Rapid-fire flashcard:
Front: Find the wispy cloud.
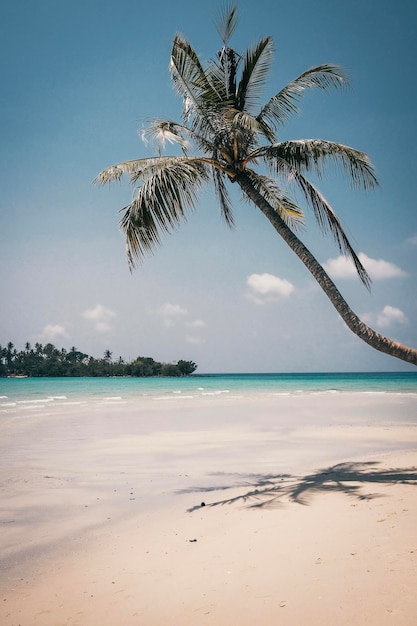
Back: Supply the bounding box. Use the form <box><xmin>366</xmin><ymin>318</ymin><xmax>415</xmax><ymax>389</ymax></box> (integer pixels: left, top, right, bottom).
<box><xmin>186</xmin><ymin>319</ymin><xmax>206</xmax><ymax>329</ymax></box>
<box><xmin>186</xmin><ymin>335</ymin><xmax>206</xmax><ymax>344</ymax></box>
<box><xmin>362</xmin><ymin>305</ymin><xmax>408</xmax><ymax>329</ymax></box>
<box><xmin>153</xmin><ymin>303</ymin><xmax>207</xmax><ymax>345</ymax></box>
<box><xmin>154</xmin><ymin>302</ymin><xmax>189</xmax><ymax>328</ymax></box>
<box><xmin>38</xmin><ymin>324</ymin><xmax>69</xmax><ymax>342</ymax></box>
<box><xmin>82</xmin><ymin>304</ymin><xmax>116</xmax><ymax>332</ymax></box>
<box><xmin>323</xmin><ymin>253</ymin><xmax>406</xmax><ymax>280</ymax></box>
<box><xmin>406</xmin><ymin>234</ymin><xmax>417</xmax><ymax>246</ymax></box>
<box><xmin>246</xmin><ymin>273</ymin><xmax>295</xmax><ymax>305</ymax></box>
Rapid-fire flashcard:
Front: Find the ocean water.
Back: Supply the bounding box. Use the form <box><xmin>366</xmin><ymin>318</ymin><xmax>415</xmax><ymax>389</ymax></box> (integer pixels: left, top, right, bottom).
<box><xmin>0</xmin><ymin>372</ymin><xmax>416</xmax><ymax>415</ymax></box>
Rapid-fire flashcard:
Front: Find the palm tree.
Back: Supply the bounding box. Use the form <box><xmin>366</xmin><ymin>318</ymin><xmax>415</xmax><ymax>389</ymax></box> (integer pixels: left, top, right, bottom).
<box><xmin>6</xmin><ymin>342</ymin><xmax>15</xmax><ymax>367</ymax></box>
<box><xmin>95</xmin><ymin>6</ymin><xmax>416</xmax><ymax>365</ymax></box>
<box><xmin>103</xmin><ymin>349</ymin><xmax>113</xmax><ymax>363</ymax></box>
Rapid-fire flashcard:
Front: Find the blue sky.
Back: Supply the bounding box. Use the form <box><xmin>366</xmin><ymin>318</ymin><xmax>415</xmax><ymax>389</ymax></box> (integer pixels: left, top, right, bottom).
<box><xmin>1</xmin><ymin>0</ymin><xmax>416</xmax><ymax>372</ymax></box>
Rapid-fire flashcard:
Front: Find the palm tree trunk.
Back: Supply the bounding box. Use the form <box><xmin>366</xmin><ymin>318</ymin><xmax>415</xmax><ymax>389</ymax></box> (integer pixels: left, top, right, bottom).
<box><xmin>237</xmin><ymin>172</ymin><xmax>417</xmax><ymax>366</ymax></box>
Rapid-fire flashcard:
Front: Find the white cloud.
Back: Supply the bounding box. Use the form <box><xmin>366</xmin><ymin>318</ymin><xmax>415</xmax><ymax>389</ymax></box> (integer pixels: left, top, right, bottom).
<box><xmin>361</xmin><ymin>254</ymin><xmax>407</xmax><ymax>279</ymax></box>
<box><xmin>246</xmin><ymin>273</ymin><xmax>295</xmax><ymax>304</ymax></box>
<box><xmin>38</xmin><ymin>324</ymin><xmax>69</xmax><ymax>342</ymax></box>
<box><xmin>155</xmin><ymin>302</ymin><xmax>188</xmax><ymax>328</ymax></box>
<box><xmin>322</xmin><ymin>255</ymin><xmax>358</xmax><ymax>279</ymax></box>
<box><xmin>185</xmin><ymin>320</ymin><xmax>206</xmax><ymax>343</ymax></box>
<box><xmin>186</xmin><ymin>319</ymin><xmax>206</xmax><ymax>329</ymax></box>
<box><xmin>82</xmin><ymin>304</ymin><xmax>116</xmax><ymax>332</ymax></box>
<box><xmin>323</xmin><ymin>253</ymin><xmax>406</xmax><ymax>280</ymax></box>
<box><xmin>363</xmin><ymin>305</ymin><xmax>408</xmax><ymax>329</ymax></box>
<box><xmin>153</xmin><ymin>305</ymin><xmax>206</xmax><ymax>341</ymax></box>
<box><xmin>186</xmin><ymin>335</ymin><xmax>206</xmax><ymax>344</ymax></box>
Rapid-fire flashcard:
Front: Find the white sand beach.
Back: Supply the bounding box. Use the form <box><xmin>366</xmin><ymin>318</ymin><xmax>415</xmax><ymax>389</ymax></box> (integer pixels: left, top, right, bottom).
<box><xmin>1</xmin><ymin>393</ymin><xmax>417</xmax><ymax>625</ymax></box>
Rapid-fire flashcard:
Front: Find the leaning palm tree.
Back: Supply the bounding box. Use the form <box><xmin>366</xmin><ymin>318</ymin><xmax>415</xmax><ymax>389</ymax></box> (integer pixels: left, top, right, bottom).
<box><xmin>95</xmin><ymin>5</ymin><xmax>417</xmax><ymax>365</ymax></box>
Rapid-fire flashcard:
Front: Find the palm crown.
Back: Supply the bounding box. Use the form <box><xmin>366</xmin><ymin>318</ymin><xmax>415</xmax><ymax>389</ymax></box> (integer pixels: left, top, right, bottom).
<box><xmin>96</xmin><ymin>5</ymin><xmax>377</xmax><ymax>286</ymax></box>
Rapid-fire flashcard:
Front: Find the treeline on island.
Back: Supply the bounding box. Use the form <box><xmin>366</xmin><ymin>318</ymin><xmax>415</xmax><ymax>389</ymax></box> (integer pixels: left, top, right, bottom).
<box><xmin>0</xmin><ymin>342</ymin><xmax>197</xmax><ymax>378</ymax></box>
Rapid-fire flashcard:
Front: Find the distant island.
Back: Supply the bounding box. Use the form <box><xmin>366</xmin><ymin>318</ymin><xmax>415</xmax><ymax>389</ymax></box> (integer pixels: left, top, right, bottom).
<box><xmin>0</xmin><ymin>342</ymin><xmax>197</xmax><ymax>378</ymax></box>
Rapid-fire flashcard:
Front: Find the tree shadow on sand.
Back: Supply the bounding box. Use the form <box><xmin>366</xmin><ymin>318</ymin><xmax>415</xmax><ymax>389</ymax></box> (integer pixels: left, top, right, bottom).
<box><xmin>181</xmin><ymin>462</ymin><xmax>417</xmax><ymax>512</ymax></box>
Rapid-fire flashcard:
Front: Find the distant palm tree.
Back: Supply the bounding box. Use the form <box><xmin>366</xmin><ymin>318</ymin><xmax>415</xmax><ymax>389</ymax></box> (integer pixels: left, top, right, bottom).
<box><xmin>95</xmin><ymin>5</ymin><xmax>416</xmax><ymax>365</ymax></box>
<box><xmin>103</xmin><ymin>349</ymin><xmax>113</xmax><ymax>363</ymax></box>
<box><xmin>5</xmin><ymin>342</ymin><xmax>15</xmax><ymax>367</ymax></box>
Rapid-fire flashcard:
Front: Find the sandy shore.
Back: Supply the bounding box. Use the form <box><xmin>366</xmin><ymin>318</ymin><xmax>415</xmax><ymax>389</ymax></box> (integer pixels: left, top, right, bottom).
<box><xmin>1</xmin><ymin>393</ymin><xmax>416</xmax><ymax>625</ymax></box>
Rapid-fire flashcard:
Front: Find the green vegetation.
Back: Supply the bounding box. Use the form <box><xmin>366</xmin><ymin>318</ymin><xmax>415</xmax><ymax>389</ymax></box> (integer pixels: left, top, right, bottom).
<box><xmin>0</xmin><ymin>342</ymin><xmax>197</xmax><ymax>378</ymax></box>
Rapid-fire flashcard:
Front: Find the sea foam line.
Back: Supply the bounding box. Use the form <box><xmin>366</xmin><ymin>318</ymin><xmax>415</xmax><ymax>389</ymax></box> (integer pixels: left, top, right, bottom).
<box><xmin>16</xmin><ymin>398</ymin><xmax>55</xmax><ymax>404</ymax></box>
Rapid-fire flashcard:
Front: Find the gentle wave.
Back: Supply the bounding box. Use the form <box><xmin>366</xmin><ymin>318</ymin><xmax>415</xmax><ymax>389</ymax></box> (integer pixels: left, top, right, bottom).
<box><xmin>16</xmin><ymin>398</ymin><xmax>55</xmax><ymax>404</ymax></box>
<box><xmin>152</xmin><ymin>395</ymin><xmax>196</xmax><ymax>400</ymax></box>
<box><xmin>1</xmin><ymin>373</ymin><xmax>416</xmax><ymax>410</ymax></box>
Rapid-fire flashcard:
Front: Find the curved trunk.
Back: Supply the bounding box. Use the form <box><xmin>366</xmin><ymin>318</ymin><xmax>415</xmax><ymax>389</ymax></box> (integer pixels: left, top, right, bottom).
<box><xmin>237</xmin><ymin>172</ymin><xmax>417</xmax><ymax>366</ymax></box>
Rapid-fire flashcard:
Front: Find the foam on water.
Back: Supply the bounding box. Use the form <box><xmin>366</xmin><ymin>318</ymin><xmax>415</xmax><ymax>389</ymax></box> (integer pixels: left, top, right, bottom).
<box><xmin>0</xmin><ymin>372</ymin><xmax>416</xmax><ymax>417</ymax></box>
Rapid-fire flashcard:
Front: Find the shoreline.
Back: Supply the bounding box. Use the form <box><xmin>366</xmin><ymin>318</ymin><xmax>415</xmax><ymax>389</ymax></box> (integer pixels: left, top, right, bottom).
<box><xmin>1</xmin><ymin>393</ymin><xmax>416</xmax><ymax>624</ymax></box>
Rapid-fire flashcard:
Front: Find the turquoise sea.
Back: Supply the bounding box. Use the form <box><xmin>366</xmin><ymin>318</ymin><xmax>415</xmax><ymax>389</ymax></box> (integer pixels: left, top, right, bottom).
<box><xmin>1</xmin><ymin>372</ymin><xmax>416</xmax><ymax>415</ymax></box>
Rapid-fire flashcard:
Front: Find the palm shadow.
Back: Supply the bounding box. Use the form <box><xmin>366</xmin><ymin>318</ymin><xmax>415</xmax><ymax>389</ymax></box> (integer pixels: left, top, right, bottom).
<box><xmin>182</xmin><ymin>461</ymin><xmax>417</xmax><ymax>512</ymax></box>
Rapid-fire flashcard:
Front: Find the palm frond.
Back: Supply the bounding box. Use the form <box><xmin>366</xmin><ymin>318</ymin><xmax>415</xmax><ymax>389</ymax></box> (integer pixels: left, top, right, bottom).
<box><xmin>94</xmin><ymin>155</ymin><xmax>199</xmax><ymax>186</ymax></box>
<box><xmin>142</xmin><ymin>119</ymin><xmax>191</xmax><ymax>155</ymax></box>
<box><xmin>212</xmin><ymin>166</ymin><xmax>235</xmax><ymax>227</ymax></box>
<box><xmin>170</xmin><ymin>35</ymin><xmax>214</xmax><ymax>120</ymax></box>
<box><xmin>170</xmin><ymin>35</ymin><xmax>234</xmax><ymax>143</ymax></box>
<box><xmin>94</xmin><ymin>158</ymin><xmax>161</xmax><ymax>185</ymax></box>
<box><xmin>268</xmin><ymin>140</ymin><xmax>378</xmax><ymax>190</ymax></box>
<box><xmin>263</xmin><ymin>153</ymin><xmax>371</xmax><ymax>287</ymax></box>
<box><xmin>215</xmin><ymin>4</ymin><xmax>238</xmax><ymax>45</ymax></box>
<box><xmin>212</xmin><ymin>4</ymin><xmax>240</xmax><ymax>103</ymax></box>
<box><xmin>243</xmin><ymin>168</ymin><xmax>305</xmax><ymax>232</ymax></box>
<box><xmin>231</xmin><ymin>110</ymin><xmax>265</xmax><ymax>135</ymax></box>
<box><xmin>144</xmin><ymin>115</ymin><xmax>234</xmax><ymax>166</ymax></box>
<box><xmin>204</xmin><ymin>56</ymin><xmax>233</xmax><ymax>103</ymax></box>
<box><xmin>258</xmin><ymin>65</ymin><xmax>348</xmax><ymax>130</ymax></box>
<box><xmin>119</xmin><ymin>158</ymin><xmax>210</xmax><ymax>267</ymax></box>
<box><xmin>120</xmin><ymin>203</ymin><xmax>161</xmax><ymax>270</ymax></box>
<box><xmin>236</xmin><ymin>37</ymin><xmax>274</xmax><ymax>112</ymax></box>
